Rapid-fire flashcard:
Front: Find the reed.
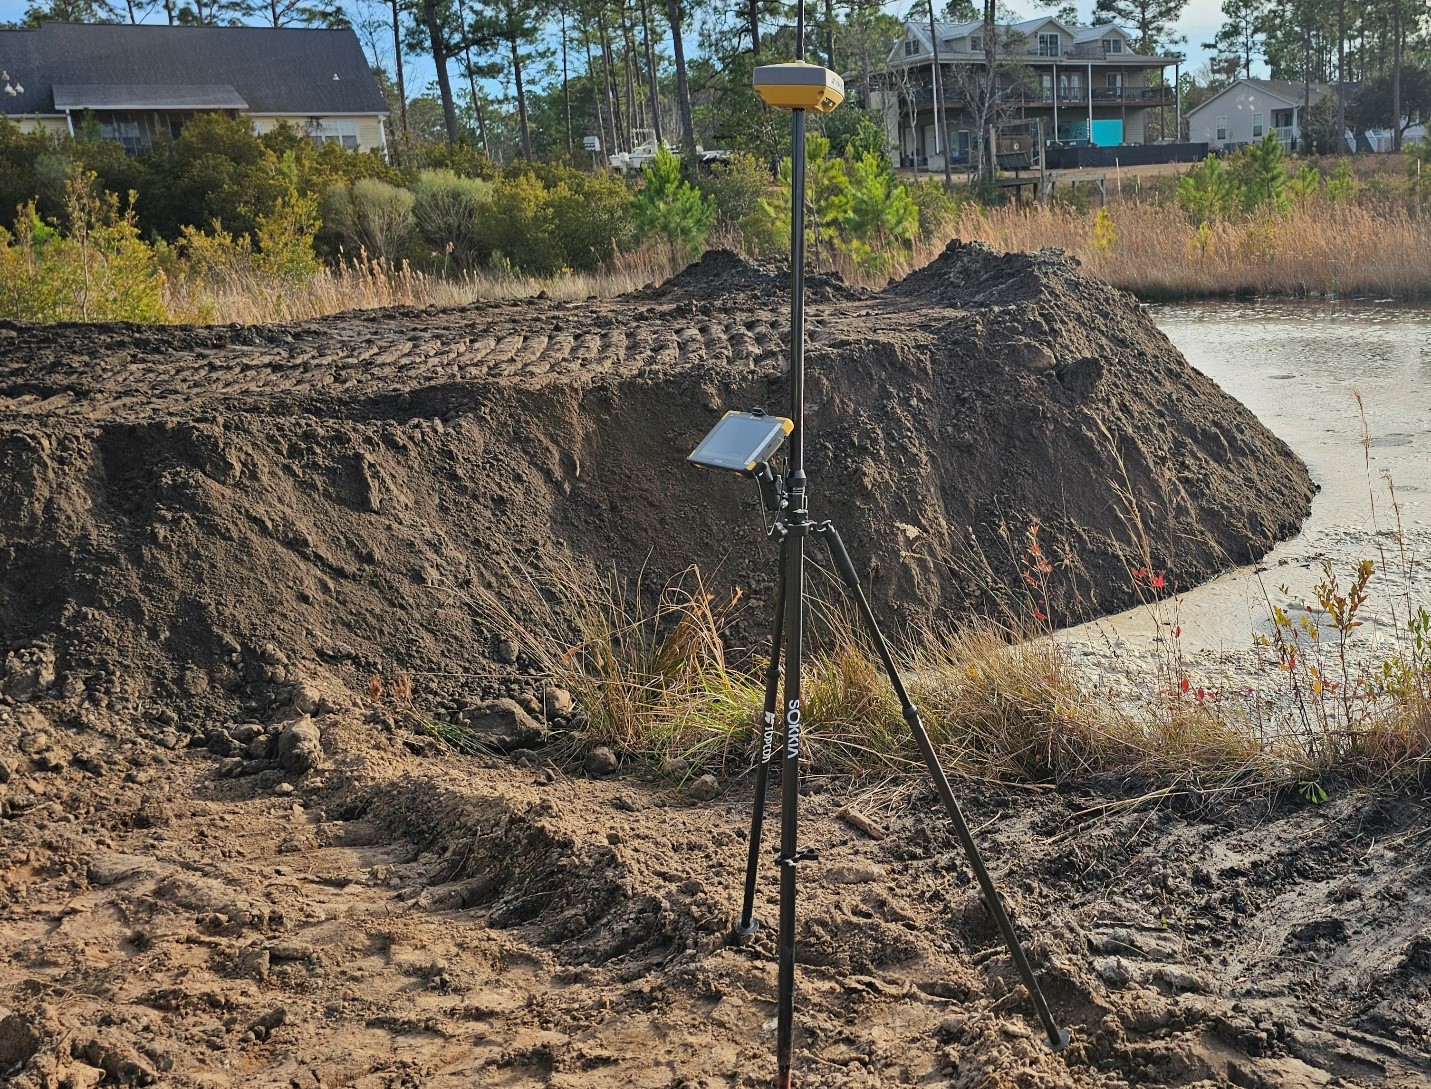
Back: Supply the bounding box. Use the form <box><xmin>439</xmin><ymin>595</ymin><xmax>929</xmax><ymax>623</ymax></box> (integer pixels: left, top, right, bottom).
<box><xmin>951</xmin><ymin>197</ymin><xmax>1431</xmax><ymax>300</ymax></box>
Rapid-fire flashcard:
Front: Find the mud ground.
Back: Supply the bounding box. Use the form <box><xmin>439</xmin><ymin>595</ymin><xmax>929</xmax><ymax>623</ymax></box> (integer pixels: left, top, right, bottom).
<box><xmin>1</xmin><ymin>688</ymin><xmax>1427</xmax><ymax>1088</ymax></box>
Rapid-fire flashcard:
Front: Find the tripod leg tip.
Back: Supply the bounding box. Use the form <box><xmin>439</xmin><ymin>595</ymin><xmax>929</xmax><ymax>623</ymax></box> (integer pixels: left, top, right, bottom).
<box><xmin>1046</xmin><ymin>1026</ymin><xmax>1072</xmax><ymax>1053</ymax></box>
<box><xmin>729</xmin><ymin>918</ymin><xmax>759</xmax><ymax>946</ymax></box>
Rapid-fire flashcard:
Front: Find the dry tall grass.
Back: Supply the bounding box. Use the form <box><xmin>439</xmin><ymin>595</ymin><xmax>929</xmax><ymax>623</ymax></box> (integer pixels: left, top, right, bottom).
<box><xmin>953</xmin><ymin>198</ymin><xmax>1431</xmax><ymax>299</ymax></box>
<box><xmin>156</xmin><ymin>193</ymin><xmax>1431</xmax><ymax>325</ymax></box>
<box><xmin>163</xmin><ymin>247</ymin><xmax>682</xmax><ymax>324</ymax></box>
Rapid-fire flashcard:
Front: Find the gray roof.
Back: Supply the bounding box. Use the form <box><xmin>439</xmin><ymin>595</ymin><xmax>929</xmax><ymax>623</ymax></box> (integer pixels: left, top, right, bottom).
<box><xmin>0</xmin><ymin>22</ymin><xmax>386</xmax><ymax>117</ymax></box>
<box><xmin>1241</xmin><ymin>79</ymin><xmax>1337</xmax><ymax>104</ymax></box>
<box><xmin>53</xmin><ymin>84</ymin><xmax>249</xmax><ymax>110</ymax></box>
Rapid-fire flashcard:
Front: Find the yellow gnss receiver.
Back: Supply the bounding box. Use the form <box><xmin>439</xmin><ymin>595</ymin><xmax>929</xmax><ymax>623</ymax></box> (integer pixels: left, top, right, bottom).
<box><xmin>752</xmin><ymin>62</ymin><xmax>844</xmax><ymax>114</ymax></box>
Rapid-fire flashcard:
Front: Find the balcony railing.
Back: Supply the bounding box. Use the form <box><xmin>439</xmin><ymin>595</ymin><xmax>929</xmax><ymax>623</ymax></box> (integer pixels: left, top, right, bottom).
<box><xmin>908</xmin><ymin>84</ymin><xmax>1175</xmax><ymax>107</ymax></box>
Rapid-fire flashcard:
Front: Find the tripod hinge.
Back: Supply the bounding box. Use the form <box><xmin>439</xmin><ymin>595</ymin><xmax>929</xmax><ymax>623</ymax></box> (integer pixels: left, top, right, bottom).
<box><xmin>775</xmin><ymin>848</ymin><xmax>819</xmax><ymax>866</ymax></box>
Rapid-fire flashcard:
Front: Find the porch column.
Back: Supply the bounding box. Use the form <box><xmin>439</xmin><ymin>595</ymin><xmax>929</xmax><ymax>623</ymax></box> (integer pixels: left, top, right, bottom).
<box><xmin>1175</xmin><ymin>62</ymin><xmax>1181</xmax><ymax>140</ymax></box>
<box><xmin>1052</xmin><ymin>60</ymin><xmax>1058</xmax><ymax>138</ymax></box>
<box><xmin>1087</xmin><ymin>61</ymin><xmax>1093</xmax><ymax>142</ymax></box>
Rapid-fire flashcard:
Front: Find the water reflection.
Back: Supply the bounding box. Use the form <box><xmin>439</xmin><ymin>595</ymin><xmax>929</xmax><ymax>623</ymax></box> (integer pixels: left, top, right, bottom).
<box><xmin>1069</xmin><ymin>300</ymin><xmax>1431</xmax><ymax>652</ymax></box>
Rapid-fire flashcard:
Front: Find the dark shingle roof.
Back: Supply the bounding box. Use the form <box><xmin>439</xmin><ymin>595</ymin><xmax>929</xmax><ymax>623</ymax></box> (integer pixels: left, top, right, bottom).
<box><xmin>0</xmin><ymin>22</ymin><xmax>387</xmax><ymax>117</ymax></box>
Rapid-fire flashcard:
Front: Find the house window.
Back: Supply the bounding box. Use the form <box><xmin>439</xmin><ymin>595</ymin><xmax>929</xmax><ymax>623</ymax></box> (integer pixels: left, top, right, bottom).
<box><xmin>1038</xmin><ymin>32</ymin><xmax>1061</xmax><ymax>57</ymax></box>
<box><xmin>904</xmin><ymin>38</ymin><xmax>919</xmax><ymax>56</ymax></box>
<box><xmin>310</xmin><ymin>118</ymin><xmax>359</xmax><ymax>150</ymax></box>
<box><xmin>1102</xmin><ymin>38</ymin><xmax>1123</xmax><ymax>54</ymax></box>
<box><xmin>1252</xmin><ymin>111</ymin><xmax>1264</xmax><ymax>137</ymax></box>
<box><xmin>98</xmin><ymin>118</ymin><xmax>144</xmax><ymax>154</ymax></box>
<box><xmin>1107</xmin><ymin>72</ymin><xmax>1123</xmax><ymax>92</ymax></box>
<box><xmin>1216</xmin><ymin>115</ymin><xmax>1227</xmax><ymax>142</ymax></box>
<box><xmin>969</xmin><ymin>34</ymin><xmax>982</xmax><ymax>51</ymax></box>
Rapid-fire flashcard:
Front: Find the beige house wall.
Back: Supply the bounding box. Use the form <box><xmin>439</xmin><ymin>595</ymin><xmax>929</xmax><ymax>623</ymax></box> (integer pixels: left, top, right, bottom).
<box><xmin>6</xmin><ymin>115</ymin><xmax>69</xmax><ymax>135</ymax></box>
<box><xmin>249</xmin><ymin>114</ymin><xmax>386</xmax><ymax>153</ymax></box>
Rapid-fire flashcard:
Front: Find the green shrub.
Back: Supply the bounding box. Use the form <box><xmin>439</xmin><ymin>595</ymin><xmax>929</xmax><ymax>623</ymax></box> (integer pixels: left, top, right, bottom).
<box><xmin>818</xmin><ymin>106</ymin><xmax>887</xmax><ymax>162</ymax></box>
<box><xmin>137</xmin><ymin>113</ymin><xmax>291</xmax><ymax>241</ymax></box>
<box><xmin>410</xmin><ymin>169</ymin><xmax>492</xmax><ymax>269</ymax></box>
<box><xmin>697</xmin><ymin>153</ymin><xmax>771</xmax><ymax>234</ymax></box>
<box><xmin>547</xmin><ymin>169</ymin><xmax>637</xmax><ymax>271</ymax></box>
<box><xmin>1176</xmin><ymin>155</ymin><xmax>1239</xmax><ymax>223</ymax></box>
<box><xmin>0</xmin><ymin>171</ymin><xmax>167</xmax><ymax>323</ymax></box>
<box><xmin>482</xmin><ymin>172</ymin><xmax>562</xmax><ymax>273</ymax></box>
<box><xmin>907</xmin><ymin>178</ymin><xmax>962</xmax><ymax>244</ymax></box>
<box><xmin>1234</xmin><ymin>134</ymin><xmax>1291</xmax><ymax>214</ymax></box>
<box><xmin>840</xmin><ymin>152</ymin><xmax>918</xmax><ymax>272</ymax></box>
<box><xmin>322</xmin><ymin>178</ymin><xmax>415</xmax><ymax>265</ymax></box>
<box><xmin>1327</xmin><ymin>158</ymin><xmax>1359</xmax><ymax>201</ymax></box>
<box><xmin>750</xmin><ymin>133</ymin><xmax>850</xmax><ymax>263</ymax></box>
<box><xmin>633</xmin><ymin>147</ymin><xmax>714</xmax><ymax>263</ymax></box>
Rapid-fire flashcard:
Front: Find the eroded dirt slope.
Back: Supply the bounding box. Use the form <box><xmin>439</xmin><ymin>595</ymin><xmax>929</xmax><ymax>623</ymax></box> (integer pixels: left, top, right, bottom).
<box><xmin>0</xmin><ymin>244</ymin><xmax>1313</xmax><ymax>724</ymax></box>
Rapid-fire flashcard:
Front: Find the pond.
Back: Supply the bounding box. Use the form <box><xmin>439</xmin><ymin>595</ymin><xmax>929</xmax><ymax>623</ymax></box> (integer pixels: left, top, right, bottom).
<box><xmin>1067</xmin><ymin>300</ymin><xmax>1431</xmax><ymax>660</ymax></box>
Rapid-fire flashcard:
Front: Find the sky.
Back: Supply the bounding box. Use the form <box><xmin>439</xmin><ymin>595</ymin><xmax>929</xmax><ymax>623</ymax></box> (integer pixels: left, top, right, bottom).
<box><xmin>0</xmin><ymin>0</ymin><xmax>1246</xmax><ymax>106</ymax></box>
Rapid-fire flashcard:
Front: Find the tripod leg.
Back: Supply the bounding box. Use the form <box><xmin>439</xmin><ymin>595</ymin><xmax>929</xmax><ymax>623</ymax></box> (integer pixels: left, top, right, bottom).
<box><xmin>732</xmin><ymin>534</ymin><xmax>789</xmax><ymax>944</ymax></box>
<box><xmin>814</xmin><ymin>522</ymin><xmax>1071</xmax><ymax>1054</ymax></box>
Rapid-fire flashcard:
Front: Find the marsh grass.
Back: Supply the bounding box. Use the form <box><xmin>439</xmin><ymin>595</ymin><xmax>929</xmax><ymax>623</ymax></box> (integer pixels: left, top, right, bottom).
<box><xmin>163</xmin><ymin>246</ymin><xmax>682</xmax><ymax>324</ymax></box>
<box><xmin>157</xmin><ymin>191</ymin><xmax>1431</xmax><ymax>324</ymax></box>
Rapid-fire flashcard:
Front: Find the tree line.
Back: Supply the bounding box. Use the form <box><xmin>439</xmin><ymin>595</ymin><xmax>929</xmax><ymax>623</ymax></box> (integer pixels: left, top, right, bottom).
<box><xmin>8</xmin><ymin>0</ymin><xmax>1430</xmax><ymax>164</ymax></box>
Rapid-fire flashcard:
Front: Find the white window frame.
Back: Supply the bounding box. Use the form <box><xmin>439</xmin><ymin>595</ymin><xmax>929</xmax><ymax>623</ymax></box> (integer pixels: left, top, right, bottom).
<box><xmin>969</xmin><ymin>34</ymin><xmax>983</xmax><ymax>51</ymax></box>
<box><xmin>1037</xmin><ymin>32</ymin><xmax>1061</xmax><ymax>57</ymax></box>
<box><xmin>310</xmin><ymin>118</ymin><xmax>359</xmax><ymax>150</ymax></box>
<box><xmin>1216</xmin><ymin>116</ymin><xmax>1228</xmax><ymax>142</ymax></box>
<box><xmin>1102</xmin><ymin>37</ymin><xmax>1123</xmax><ymax>54</ymax></box>
<box><xmin>904</xmin><ymin>38</ymin><xmax>919</xmax><ymax>57</ymax></box>
<box><xmin>1252</xmin><ymin>111</ymin><xmax>1264</xmax><ymax>138</ymax></box>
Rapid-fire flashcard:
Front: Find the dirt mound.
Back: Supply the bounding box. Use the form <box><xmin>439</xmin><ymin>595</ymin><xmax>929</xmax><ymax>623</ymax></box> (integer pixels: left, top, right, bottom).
<box><xmin>633</xmin><ymin>246</ymin><xmax>865</xmax><ymax>303</ymax></box>
<box><xmin>0</xmin><ymin>241</ymin><xmax>1313</xmax><ymax>725</ymax></box>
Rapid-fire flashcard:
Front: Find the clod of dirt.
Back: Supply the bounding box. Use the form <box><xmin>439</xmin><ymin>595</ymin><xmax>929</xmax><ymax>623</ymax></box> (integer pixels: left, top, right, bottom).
<box><xmin>0</xmin><ymin>242</ymin><xmax>1313</xmax><ymax>724</ymax></box>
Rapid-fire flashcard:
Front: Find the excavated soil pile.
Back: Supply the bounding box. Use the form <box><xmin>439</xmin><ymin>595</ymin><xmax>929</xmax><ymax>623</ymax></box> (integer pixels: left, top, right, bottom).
<box><xmin>0</xmin><ymin>243</ymin><xmax>1313</xmax><ymax>725</ymax></box>
<box><xmin>1</xmin><ymin>246</ymin><xmax>1427</xmax><ymax>1089</ymax></box>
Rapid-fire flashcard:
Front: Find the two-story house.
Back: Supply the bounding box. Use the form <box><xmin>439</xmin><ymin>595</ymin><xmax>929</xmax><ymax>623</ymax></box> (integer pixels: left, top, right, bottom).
<box><xmin>869</xmin><ymin>17</ymin><xmax>1178</xmax><ymax>170</ymax></box>
<box><xmin>0</xmin><ymin>22</ymin><xmax>389</xmax><ymax>155</ymax></box>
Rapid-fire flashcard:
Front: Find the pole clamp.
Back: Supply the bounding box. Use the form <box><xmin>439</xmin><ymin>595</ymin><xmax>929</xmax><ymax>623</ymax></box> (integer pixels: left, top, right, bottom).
<box><xmin>776</xmin><ymin>848</ymin><xmax>819</xmax><ymax>866</ymax></box>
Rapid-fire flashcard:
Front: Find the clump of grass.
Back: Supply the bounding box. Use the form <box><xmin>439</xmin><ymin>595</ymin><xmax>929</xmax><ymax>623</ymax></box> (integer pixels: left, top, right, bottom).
<box><xmin>907</xmin><ymin>624</ymin><xmax>1103</xmax><ymax>783</ymax></box>
<box><xmin>554</xmin><ymin>566</ymin><xmax>762</xmax><ymax>774</ymax></box>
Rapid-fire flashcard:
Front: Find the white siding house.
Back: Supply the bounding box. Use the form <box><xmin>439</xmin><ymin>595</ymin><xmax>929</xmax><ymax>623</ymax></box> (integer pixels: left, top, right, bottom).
<box><xmin>1187</xmin><ymin>79</ymin><xmax>1340</xmax><ymax>152</ymax></box>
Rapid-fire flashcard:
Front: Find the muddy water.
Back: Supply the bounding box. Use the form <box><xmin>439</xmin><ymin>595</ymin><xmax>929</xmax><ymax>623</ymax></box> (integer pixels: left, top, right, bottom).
<box><xmin>1069</xmin><ymin>300</ymin><xmax>1431</xmax><ymax>658</ymax></box>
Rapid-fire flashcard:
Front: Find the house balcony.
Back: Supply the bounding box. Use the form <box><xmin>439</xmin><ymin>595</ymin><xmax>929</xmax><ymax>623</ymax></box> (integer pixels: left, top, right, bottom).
<box><xmin>908</xmin><ymin>83</ymin><xmax>1175</xmax><ymax>108</ymax></box>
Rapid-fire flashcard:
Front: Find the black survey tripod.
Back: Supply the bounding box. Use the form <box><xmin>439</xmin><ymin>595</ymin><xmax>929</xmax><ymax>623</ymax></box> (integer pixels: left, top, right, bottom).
<box><xmin>724</xmin><ymin>21</ymin><xmax>1069</xmax><ymax>1089</ymax></box>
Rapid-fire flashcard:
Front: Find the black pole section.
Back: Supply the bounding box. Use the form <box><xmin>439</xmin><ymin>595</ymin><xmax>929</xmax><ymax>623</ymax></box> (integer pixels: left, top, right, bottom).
<box><xmin>814</xmin><ymin>521</ymin><xmax>1071</xmax><ymax>1054</ymax></box>
<box><xmin>775</xmin><ymin>77</ymin><xmax>809</xmax><ymax>1086</ymax></box>
<box><xmin>734</xmin><ymin>535</ymin><xmax>789</xmax><ymax>942</ymax></box>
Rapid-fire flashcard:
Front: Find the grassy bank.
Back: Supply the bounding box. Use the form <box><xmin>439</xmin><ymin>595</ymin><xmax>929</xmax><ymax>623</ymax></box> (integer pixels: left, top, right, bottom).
<box><xmin>420</xmin><ymin>557</ymin><xmax>1431</xmax><ymax>798</ymax></box>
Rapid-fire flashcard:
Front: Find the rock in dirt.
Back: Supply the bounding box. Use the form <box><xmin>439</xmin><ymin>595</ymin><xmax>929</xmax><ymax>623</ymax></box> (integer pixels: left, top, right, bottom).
<box><xmin>2</xmin><ymin>646</ymin><xmax>55</xmax><ymax>700</ymax></box>
<box><xmin>543</xmin><ymin>687</ymin><xmax>574</xmax><ymax>718</ymax></box>
<box><xmin>277</xmin><ymin>716</ymin><xmax>321</xmax><ymax>774</ymax></box>
<box><xmin>289</xmin><ymin>682</ymin><xmax>321</xmax><ymax>715</ymax></box>
<box><xmin>461</xmin><ymin>699</ymin><xmax>545</xmax><ymax>753</ymax></box>
<box><xmin>584</xmin><ymin>745</ymin><xmax>619</xmax><ymax>777</ymax></box>
<box><xmin>0</xmin><ymin>1008</ymin><xmax>49</xmax><ymax>1067</ymax></box>
<box><xmin>686</xmin><ymin>774</ymin><xmax>720</xmax><ymax>801</ymax></box>
<box><xmin>71</xmin><ymin>1033</ymin><xmax>156</xmax><ymax>1086</ymax></box>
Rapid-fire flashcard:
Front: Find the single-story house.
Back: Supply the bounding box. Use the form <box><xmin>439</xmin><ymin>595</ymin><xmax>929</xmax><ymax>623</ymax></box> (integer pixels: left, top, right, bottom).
<box><xmin>1187</xmin><ymin>78</ymin><xmax>1345</xmax><ymax>153</ymax></box>
<box><xmin>0</xmin><ymin>21</ymin><xmax>389</xmax><ymax>154</ymax></box>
